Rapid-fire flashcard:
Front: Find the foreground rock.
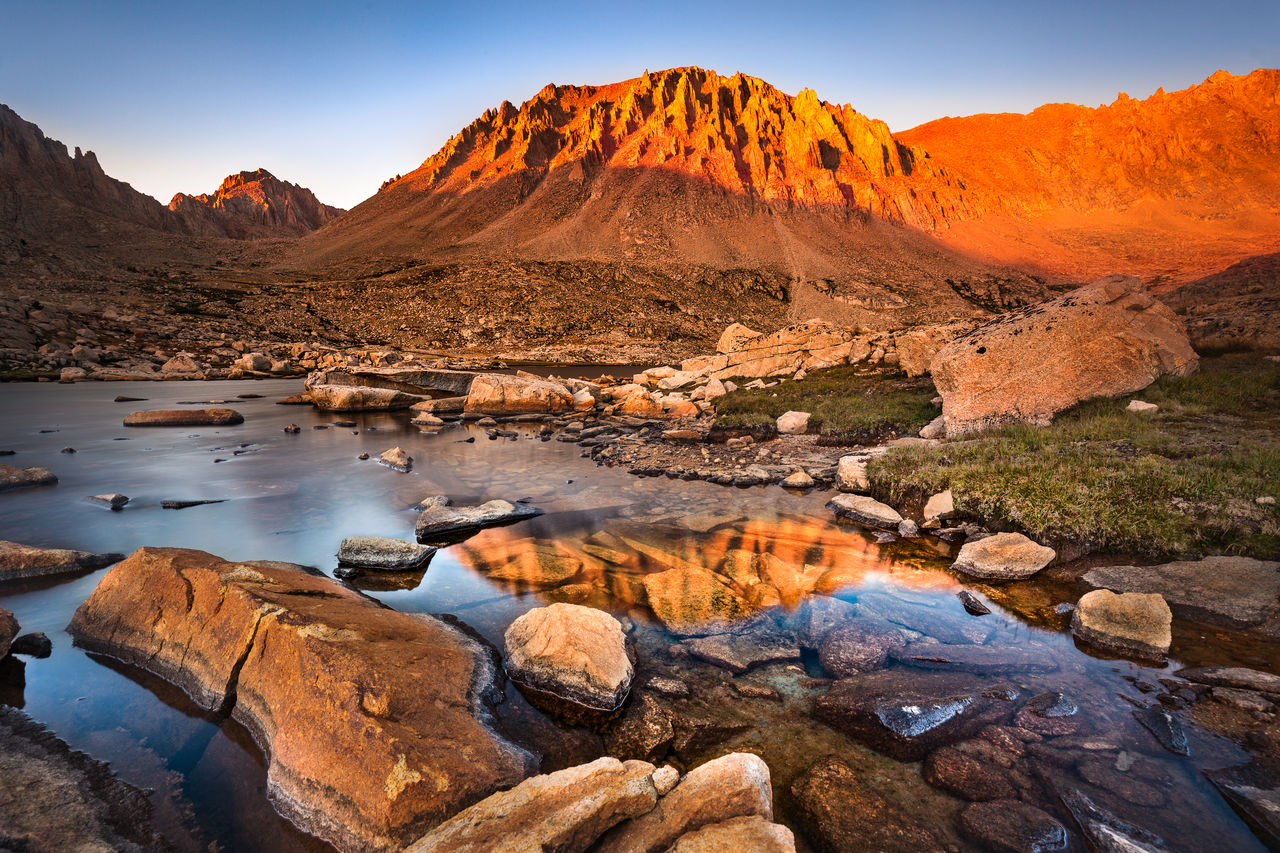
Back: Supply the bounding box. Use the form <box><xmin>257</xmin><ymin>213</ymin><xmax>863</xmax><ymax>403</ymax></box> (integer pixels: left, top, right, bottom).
<box><xmin>307</xmin><ymin>384</ymin><xmax>423</xmax><ymax>411</ymax></box>
<box><xmin>123</xmin><ymin>408</ymin><xmax>244</xmax><ymax>426</ymax></box>
<box><xmin>931</xmin><ymin>275</ymin><xmax>1198</xmax><ymax>436</ymax></box>
<box><xmin>0</xmin><ymin>540</ymin><xmax>123</xmax><ymax>582</ymax></box>
<box><xmin>377</xmin><ymin>446</ymin><xmax>412</xmax><ymax>472</ymax></box>
<box><xmin>1071</xmin><ymin>589</ymin><xmax>1172</xmax><ymax>660</ymax></box>
<box><xmin>68</xmin><ymin>547</ymin><xmax>534</xmax><ymax>852</ymax></box>
<box><xmin>959</xmin><ymin>800</ymin><xmax>1067</xmax><ymax>853</ymax></box>
<box><xmin>1</xmin><ymin>605</ymin><xmax>17</xmax><ymax>658</ymax></box>
<box><xmin>0</xmin><ymin>705</ymin><xmax>168</xmax><ymax>851</ymax></box>
<box><xmin>504</xmin><ymin>603</ymin><xmax>634</xmax><ymax>712</ymax></box>
<box><xmin>0</xmin><ymin>463</ymin><xmax>57</xmax><ymax>491</ymax></box>
<box><xmin>790</xmin><ymin>756</ymin><xmax>943</xmax><ymax>852</ymax></box>
<box><xmin>666</xmin><ymin>816</ymin><xmax>794</xmax><ymax>852</ymax></box>
<box><xmin>337</xmin><ymin>537</ymin><xmax>436</xmax><ymax>570</ymax></box>
<box><xmin>415</xmin><ymin>499</ymin><xmax>543</xmax><ymax>542</ymax></box>
<box><xmin>952</xmin><ymin>532</ymin><xmax>1055</xmax><ymax>580</ymax></box>
<box><xmin>1083</xmin><ymin>556</ymin><xmax>1280</xmax><ymax>628</ymax></box>
<box><xmin>826</xmin><ymin>494</ymin><xmax>903</xmax><ymax>529</ymax></box>
<box><xmin>464</xmin><ymin>373</ymin><xmax>573</xmax><ymax>414</ymax></box>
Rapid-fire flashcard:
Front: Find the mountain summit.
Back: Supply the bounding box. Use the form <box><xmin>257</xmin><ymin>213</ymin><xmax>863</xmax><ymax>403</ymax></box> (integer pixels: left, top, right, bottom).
<box><xmin>169</xmin><ymin>169</ymin><xmax>343</xmax><ymax>238</ymax></box>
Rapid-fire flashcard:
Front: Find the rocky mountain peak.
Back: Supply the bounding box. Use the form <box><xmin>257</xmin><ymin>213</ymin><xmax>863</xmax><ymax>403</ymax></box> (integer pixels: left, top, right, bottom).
<box><xmin>168</xmin><ymin>168</ymin><xmax>343</xmax><ymax>239</ymax></box>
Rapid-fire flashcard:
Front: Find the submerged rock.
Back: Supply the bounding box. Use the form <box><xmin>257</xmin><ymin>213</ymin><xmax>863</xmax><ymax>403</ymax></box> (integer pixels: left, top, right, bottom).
<box><xmin>123</xmin><ymin>408</ymin><xmax>243</xmax><ymax>426</ymax></box>
<box><xmin>1205</xmin><ymin>763</ymin><xmax>1280</xmax><ymax>851</ymax></box>
<box><xmin>68</xmin><ymin>547</ymin><xmax>534</xmax><ymax>852</ymax></box>
<box><xmin>952</xmin><ymin>532</ymin><xmax>1055</xmax><ymax>580</ymax></box>
<box><xmin>892</xmin><ymin>641</ymin><xmax>1059</xmax><ymax>675</ymax></box>
<box><xmin>1132</xmin><ymin>705</ymin><xmax>1190</xmax><ymax>756</ymax></box>
<box><xmin>818</xmin><ymin>621</ymin><xmax>907</xmax><ymax>677</ymax></box>
<box><xmin>640</xmin><ymin>567</ymin><xmax>750</xmax><ymax>635</ymax></box>
<box><xmin>1178</xmin><ymin>666</ymin><xmax>1280</xmax><ymax>694</ymax></box>
<box><xmin>337</xmin><ymin>536</ymin><xmax>436</xmax><ymax>570</ymax></box>
<box><xmin>415</xmin><ymin>499</ymin><xmax>543</xmax><ymax>542</ymax></box>
<box><xmin>504</xmin><ymin>603</ymin><xmax>634</xmax><ymax>712</ymax></box>
<box><xmin>790</xmin><ymin>756</ymin><xmax>944</xmax><ymax>852</ymax></box>
<box><xmin>0</xmin><ymin>540</ymin><xmax>122</xmax><ymax>582</ymax></box>
<box><xmin>1071</xmin><ymin>590</ymin><xmax>1171</xmax><ymax>660</ymax></box>
<box><xmin>959</xmin><ymin>799</ymin><xmax>1068</xmax><ymax>853</ymax></box>
<box><xmin>0</xmin><ymin>464</ymin><xmax>58</xmax><ymax>491</ymax></box>
<box><xmin>826</xmin><ymin>494</ymin><xmax>903</xmax><ymax>529</ymax></box>
<box><xmin>682</xmin><ymin>624</ymin><xmax>800</xmax><ymax>674</ymax></box>
<box><xmin>1059</xmin><ymin>788</ymin><xmax>1169</xmax><ymax>853</ymax></box>
<box><xmin>605</xmin><ymin>694</ymin><xmax>674</xmax><ymax>762</ymax></box>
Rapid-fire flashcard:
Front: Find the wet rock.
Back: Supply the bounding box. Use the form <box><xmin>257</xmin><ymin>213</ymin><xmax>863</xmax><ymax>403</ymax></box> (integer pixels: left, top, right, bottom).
<box><xmin>1205</xmin><ymin>763</ymin><xmax>1280</xmax><ymax>850</ymax></box>
<box><xmin>923</xmin><ymin>744</ymin><xmax>1020</xmax><ymax>800</ymax></box>
<box><xmin>0</xmin><ymin>540</ymin><xmax>122</xmax><ymax>581</ymax></box>
<box><xmin>337</xmin><ymin>536</ymin><xmax>436</xmax><ymax>570</ymax></box>
<box><xmin>669</xmin><ymin>715</ymin><xmax>752</xmax><ymax>759</ymax></box>
<box><xmin>814</xmin><ymin>670</ymin><xmax>1020</xmax><ymax>760</ymax></box>
<box><xmin>641</xmin><ymin>567</ymin><xmax>750</xmax><ymax>636</ymax></box>
<box><xmin>646</xmin><ymin>676</ymin><xmax>690</xmax><ymax>698</ymax></box>
<box><xmin>952</xmin><ymin>532</ymin><xmax>1055</xmax><ymax>580</ymax></box>
<box><xmin>406</xmin><ymin>756</ymin><xmax>658</xmax><ymax>853</ymax></box>
<box><xmin>958</xmin><ymin>590</ymin><xmax>992</xmax><ymax>615</ymax></box>
<box><xmin>161</xmin><ymin>499</ymin><xmax>226</xmax><ymax>509</ymax></box>
<box><xmin>605</xmin><ymin>694</ymin><xmax>674</xmax><ymax>762</ymax></box>
<box><xmin>780</xmin><ymin>470</ymin><xmax>815</xmax><ymax>489</ymax></box>
<box><xmin>123</xmin><ymin>408</ymin><xmax>243</xmax><ymax>426</ymax></box>
<box><xmin>1012</xmin><ymin>692</ymin><xmax>1081</xmax><ymax>736</ymax></box>
<box><xmin>893</xmin><ymin>641</ymin><xmax>1059</xmax><ymax>675</ymax></box>
<box><xmin>378</xmin><ymin>446</ymin><xmax>412</xmax><ymax>472</ymax></box>
<box><xmin>0</xmin><ymin>705</ymin><xmax>169</xmax><ymax>851</ymax></box>
<box><xmin>0</xmin><ymin>605</ymin><xmax>16</xmax><ymax>658</ymax></box>
<box><xmin>682</xmin><ymin>624</ymin><xmax>800</xmax><ymax>674</ymax></box>
<box><xmin>776</xmin><ymin>411</ymin><xmax>810</xmax><ymax>435</ymax></box>
<box><xmin>790</xmin><ymin>756</ymin><xmax>944</xmax><ymax>852</ymax></box>
<box><xmin>1082</xmin><ymin>557</ymin><xmax>1280</xmax><ymax>628</ymax></box>
<box><xmin>415</xmin><ymin>499</ymin><xmax>543</xmax><ymax>542</ymax></box>
<box><xmin>1060</xmin><ymin>788</ymin><xmax>1169</xmax><ymax>852</ymax></box>
<box><xmin>282</xmin><ymin>423</ymin><xmax>301</xmax><ymax>433</ymax></box>
<box><xmin>0</xmin><ymin>463</ymin><xmax>58</xmax><ymax>491</ymax></box>
<box><xmin>666</xmin><ymin>815</ymin><xmax>796</xmax><ymax>852</ymax></box>
<box><xmin>1075</xmin><ymin>756</ymin><xmax>1167</xmax><ymax>807</ymax></box>
<box><xmin>464</xmin><ymin>373</ymin><xmax>574</xmax><ymax>414</ymax></box>
<box><xmin>86</xmin><ymin>492</ymin><xmax>129</xmax><ymax>510</ymax></box>
<box><xmin>959</xmin><ymin>800</ymin><xmax>1068</xmax><ymax>853</ymax></box>
<box><xmin>1178</xmin><ymin>666</ymin><xmax>1280</xmax><ymax>694</ymax></box>
<box><xmin>818</xmin><ymin>621</ymin><xmax>907</xmax><ymax>676</ymax></box>
<box><xmin>1132</xmin><ymin>705</ymin><xmax>1189</xmax><ymax>756</ymax></box>
<box><xmin>826</xmin><ymin>494</ymin><xmax>903</xmax><ymax>529</ymax></box>
<box><xmin>834</xmin><ymin>455</ymin><xmax>870</xmax><ymax>492</ymax></box>
<box><xmin>10</xmin><ymin>631</ymin><xmax>52</xmax><ymax>658</ymax></box>
<box><xmin>505</xmin><ymin>603</ymin><xmax>634</xmax><ymax>712</ymax></box>
<box><xmin>411</xmin><ymin>413</ymin><xmax>445</xmax><ymax>427</ymax></box>
<box><xmin>68</xmin><ymin>547</ymin><xmax>534</xmax><ymax>852</ymax></box>
<box><xmin>61</xmin><ymin>445</ymin><xmax>76</xmax><ymax>453</ymax></box>
<box><xmin>1071</xmin><ymin>590</ymin><xmax>1171</xmax><ymax>660</ymax></box>
<box><xmin>786</xmin><ymin>595</ymin><xmax>858</xmax><ymax>650</ymax></box>
<box><xmin>595</xmin><ymin>752</ymin><xmax>774</xmax><ymax>853</ymax></box>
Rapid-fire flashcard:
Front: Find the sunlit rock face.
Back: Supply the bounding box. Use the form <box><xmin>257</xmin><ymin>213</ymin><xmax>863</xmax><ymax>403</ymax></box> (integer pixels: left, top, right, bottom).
<box><xmin>68</xmin><ymin>547</ymin><xmax>534</xmax><ymax>853</ymax></box>
<box><xmin>168</xmin><ymin>169</ymin><xmax>343</xmax><ymax>238</ymax></box>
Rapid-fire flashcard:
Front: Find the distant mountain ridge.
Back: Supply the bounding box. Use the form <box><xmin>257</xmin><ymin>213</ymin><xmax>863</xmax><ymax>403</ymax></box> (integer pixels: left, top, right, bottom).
<box><xmin>169</xmin><ymin>168</ymin><xmax>343</xmax><ymax>238</ymax></box>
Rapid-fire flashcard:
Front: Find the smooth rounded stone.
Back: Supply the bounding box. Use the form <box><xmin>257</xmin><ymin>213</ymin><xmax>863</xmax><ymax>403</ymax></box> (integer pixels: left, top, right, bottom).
<box><xmin>0</xmin><ymin>541</ymin><xmax>122</xmax><ymax>582</ymax></box>
<box><xmin>505</xmin><ymin>603</ymin><xmax>634</xmax><ymax>712</ymax></box>
<box><xmin>282</xmin><ymin>423</ymin><xmax>301</xmax><ymax>433</ymax></box>
<box><xmin>952</xmin><ymin>532</ymin><xmax>1055</xmax><ymax>580</ymax></box>
<box><xmin>594</xmin><ymin>753</ymin><xmax>774</xmax><ymax>853</ymax></box>
<box><xmin>1132</xmin><ymin>705</ymin><xmax>1189</xmax><ymax>756</ymax></box>
<box><xmin>776</xmin><ymin>411</ymin><xmax>811</xmax><ymax>435</ymax></box>
<box><xmin>0</xmin><ymin>606</ymin><xmax>17</xmax><ymax>658</ymax></box>
<box><xmin>923</xmin><ymin>745</ymin><xmax>1019</xmax><ymax>801</ymax></box>
<box><xmin>415</xmin><ymin>499</ymin><xmax>543</xmax><ymax>542</ymax></box>
<box><xmin>1082</xmin><ymin>556</ymin><xmax>1280</xmax><ymax>628</ymax></box>
<box><xmin>682</xmin><ymin>625</ymin><xmax>800</xmax><ymax>674</ymax></box>
<box><xmin>923</xmin><ymin>489</ymin><xmax>956</xmax><ymax>525</ymax></box>
<box><xmin>377</xmin><ymin>446</ymin><xmax>412</xmax><ymax>472</ymax></box>
<box><xmin>818</xmin><ymin>621</ymin><xmax>907</xmax><ymax>677</ymax></box>
<box><xmin>665</xmin><ymin>815</ymin><xmax>796</xmax><ymax>852</ymax></box>
<box><xmin>68</xmin><ymin>547</ymin><xmax>535</xmax><ymax>853</ymax></box>
<box><xmin>0</xmin><ymin>464</ymin><xmax>58</xmax><ymax>491</ymax></box>
<box><xmin>892</xmin><ymin>641</ymin><xmax>1059</xmax><ymax>675</ymax></box>
<box><xmin>1071</xmin><ymin>590</ymin><xmax>1171</xmax><ymax>660</ymax></box>
<box><xmin>405</xmin><ymin>756</ymin><xmax>658</xmax><ymax>853</ymax></box>
<box><xmin>9</xmin><ymin>631</ymin><xmax>52</xmax><ymax>658</ymax></box>
<box><xmin>652</xmin><ymin>765</ymin><xmax>680</xmax><ymax>796</ymax></box>
<box><xmin>605</xmin><ymin>694</ymin><xmax>673</xmax><ymax>762</ymax></box>
<box><xmin>1060</xmin><ymin>788</ymin><xmax>1169</xmax><ymax>853</ymax></box>
<box><xmin>780</xmin><ymin>470</ymin><xmax>815</xmax><ymax>489</ymax></box>
<box><xmin>834</xmin><ymin>455</ymin><xmax>869</xmax><ymax>492</ymax></box>
<box><xmin>1126</xmin><ymin>400</ymin><xmax>1159</xmax><ymax>414</ymax></box>
<box><xmin>826</xmin><ymin>494</ymin><xmax>903</xmax><ymax>529</ymax></box>
<box><xmin>790</xmin><ymin>756</ymin><xmax>944</xmax><ymax>853</ymax></box>
<box><xmin>957</xmin><ymin>590</ymin><xmax>992</xmax><ymax>615</ymax></box>
<box><xmin>1013</xmin><ymin>692</ymin><xmax>1082</xmax><ymax>736</ymax></box>
<box><xmin>814</xmin><ymin>670</ymin><xmax>1021</xmax><ymax>761</ymax></box>
<box><xmin>1178</xmin><ymin>665</ymin><xmax>1280</xmax><ymax>694</ymax></box>
<box><xmin>122</xmin><ymin>408</ymin><xmax>243</xmax><ymax>426</ymax></box>
<box><xmin>87</xmin><ymin>493</ymin><xmax>129</xmax><ymax>510</ymax></box>
<box><xmin>337</xmin><ymin>536</ymin><xmax>436</xmax><ymax>571</ymax></box>
<box><xmin>411</xmin><ymin>413</ymin><xmax>445</xmax><ymax>426</ymax></box>
<box><xmin>959</xmin><ymin>800</ymin><xmax>1068</xmax><ymax>853</ymax></box>
<box><xmin>1212</xmin><ymin>686</ymin><xmax>1276</xmax><ymax>713</ymax></box>
<box><xmin>0</xmin><ymin>706</ymin><xmax>168</xmax><ymax>851</ymax></box>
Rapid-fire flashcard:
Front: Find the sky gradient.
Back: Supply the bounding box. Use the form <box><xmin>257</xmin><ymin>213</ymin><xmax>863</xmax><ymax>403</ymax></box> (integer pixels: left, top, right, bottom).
<box><xmin>2</xmin><ymin>0</ymin><xmax>1277</xmax><ymax>210</ymax></box>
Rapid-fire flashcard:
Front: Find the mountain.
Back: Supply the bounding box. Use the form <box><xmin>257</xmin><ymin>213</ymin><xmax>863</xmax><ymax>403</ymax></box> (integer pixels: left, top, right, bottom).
<box><xmin>169</xmin><ymin>169</ymin><xmax>343</xmax><ymax>238</ymax></box>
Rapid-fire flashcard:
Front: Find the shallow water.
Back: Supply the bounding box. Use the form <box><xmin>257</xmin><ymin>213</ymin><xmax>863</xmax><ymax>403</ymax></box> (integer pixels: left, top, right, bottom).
<box><xmin>0</xmin><ymin>378</ymin><xmax>1270</xmax><ymax>852</ymax></box>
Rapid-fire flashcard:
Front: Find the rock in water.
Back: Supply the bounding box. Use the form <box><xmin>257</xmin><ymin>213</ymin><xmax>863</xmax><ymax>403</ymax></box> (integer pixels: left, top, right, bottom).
<box><xmin>952</xmin><ymin>532</ymin><xmax>1055</xmax><ymax>580</ymax></box>
<box><xmin>1205</xmin><ymin>763</ymin><xmax>1280</xmax><ymax>851</ymax></box>
<box><xmin>790</xmin><ymin>756</ymin><xmax>944</xmax><ymax>852</ymax></box>
<box><xmin>0</xmin><ymin>541</ymin><xmax>122</xmax><ymax>582</ymax></box>
<box><xmin>1071</xmin><ymin>589</ymin><xmax>1172</xmax><ymax>660</ymax></box>
<box><xmin>337</xmin><ymin>537</ymin><xmax>436</xmax><ymax>571</ymax></box>
<box><xmin>67</xmin><ymin>547</ymin><xmax>534</xmax><ymax>852</ymax></box>
<box><xmin>957</xmin><ymin>591</ymin><xmax>992</xmax><ymax>615</ymax></box>
<box><xmin>378</xmin><ymin>446</ymin><xmax>412</xmax><ymax>472</ymax></box>
<box><xmin>826</xmin><ymin>494</ymin><xmax>903</xmax><ymax>529</ymax></box>
<box><xmin>1133</xmin><ymin>705</ymin><xmax>1190</xmax><ymax>756</ymax></box>
<box><xmin>415</xmin><ymin>499</ymin><xmax>543</xmax><ymax>542</ymax></box>
<box><xmin>86</xmin><ymin>493</ymin><xmax>129</xmax><ymax>510</ymax></box>
<box><xmin>504</xmin><ymin>603</ymin><xmax>634</xmax><ymax>712</ymax></box>
<box><xmin>0</xmin><ymin>606</ymin><xmax>17</xmax><ymax>658</ymax></box>
<box><xmin>0</xmin><ymin>464</ymin><xmax>58</xmax><ymax>491</ymax></box>
<box><xmin>780</xmin><ymin>470</ymin><xmax>815</xmax><ymax>489</ymax></box>
<box><xmin>1060</xmin><ymin>788</ymin><xmax>1169</xmax><ymax>852</ymax></box>
<box><xmin>931</xmin><ymin>275</ymin><xmax>1198</xmax><ymax>436</ymax></box>
<box><xmin>9</xmin><ymin>631</ymin><xmax>52</xmax><ymax>658</ymax></box>
<box><xmin>959</xmin><ymin>800</ymin><xmax>1068</xmax><ymax>853</ymax></box>
<box><xmin>307</xmin><ymin>384</ymin><xmax>422</xmax><ymax>411</ymax></box>
<box><xmin>818</xmin><ymin>621</ymin><xmax>907</xmax><ymax>677</ymax></box>
<box><xmin>1177</xmin><ymin>666</ymin><xmax>1280</xmax><ymax>694</ymax></box>
<box><xmin>123</xmin><ymin>408</ymin><xmax>244</xmax><ymax>427</ymax></box>
<box><xmin>464</xmin><ymin>373</ymin><xmax>574</xmax><ymax>414</ymax></box>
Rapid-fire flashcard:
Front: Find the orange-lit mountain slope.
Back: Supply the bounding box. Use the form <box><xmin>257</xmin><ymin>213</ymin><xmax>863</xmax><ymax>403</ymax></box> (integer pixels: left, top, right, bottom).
<box><xmin>169</xmin><ymin>169</ymin><xmax>343</xmax><ymax>238</ymax></box>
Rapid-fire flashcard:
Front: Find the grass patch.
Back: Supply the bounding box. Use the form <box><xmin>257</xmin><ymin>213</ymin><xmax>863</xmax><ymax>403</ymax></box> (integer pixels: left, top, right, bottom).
<box><xmin>868</xmin><ymin>354</ymin><xmax>1280</xmax><ymax>560</ymax></box>
<box><xmin>711</xmin><ymin>365</ymin><xmax>939</xmax><ymax>445</ymax></box>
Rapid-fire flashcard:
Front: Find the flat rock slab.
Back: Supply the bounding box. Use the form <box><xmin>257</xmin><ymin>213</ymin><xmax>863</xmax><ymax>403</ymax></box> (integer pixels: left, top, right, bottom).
<box><xmin>1083</xmin><ymin>557</ymin><xmax>1280</xmax><ymax>628</ymax></box>
<box><xmin>123</xmin><ymin>408</ymin><xmax>243</xmax><ymax>426</ymax></box>
<box><xmin>892</xmin><ymin>641</ymin><xmax>1059</xmax><ymax>675</ymax></box>
<box><xmin>818</xmin><ymin>621</ymin><xmax>907</xmax><ymax>677</ymax></box>
<box><xmin>952</xmin><ymin>532</ymin><xmax>1055</xmax><ymax>580</ymax></box>
<box><xmin>959</xmin><ymin>800</ymin><xmax>1067</xmax><ymax>853</ymax></box>
<box><xmin>505</xmin><ymin>603</ymin><xmax>634</xmax><ymax>712</ymax></box>
<box><xmin>1060</xmin><ymin>788</ymin><xmax>1169</xmax><ymax>853</ymax></box>
<box><xmin>307</xmin><ymin>384</ymin><xmax>424</xmax><ymax>411</ymax></box>
<box><xmin>1071</xmin><ymin>589</ymin><xmax>1171</xmax><ymax>660</ymax></box>
<box><xmin>337</xmin><ymin>536</ymin><xmax>436</xmax><ymax>570</ymax></box>
<box><xmin>68</xmin><ymin>547</ymin><xmax>533</xmax><ymax>853</ymax></box>
<box><xmin>826</xmin><ymin>494</ymin><xmax>902</xmax><ymax>529</ymax></box>
<box><xmin>0</xmin><ymin>540</ymin><xmax>123</xmax><ymax>582</ymax></box>
<box><xmin>0</xmin><ymin>464</ymin><xmax>57</xmax><ymax>491</ymax></box>
<box><xmin>415</xmin><ymin>499</ymin><xmax>543</xmax><ymax>542</ymax></box>
<box><xmin>814</xmin><ymin>670</ymin><xmax>1021</xmax><ymax>761</ymax></box>
<box><xmin>1178</xmin><ymin>666</ymin><xmax>1280</xmax><ymax>695</ymax></box>
<box><xmin>682</xmin><ymin>626</ymin><xmax>800</xmax><ymax>674</ymax></box>
<box><xmin>855</xmin><ymin>592</ymin><xmax>994</xmax><ymax>646</ymax></box>
<box><xmin>1205</xmin><ymin>763</ymin><xmax>1280</xmax><ymax>850</ymax></box>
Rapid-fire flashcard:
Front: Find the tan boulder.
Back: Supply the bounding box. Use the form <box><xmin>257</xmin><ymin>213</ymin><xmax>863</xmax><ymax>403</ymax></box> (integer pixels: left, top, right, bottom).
<box><xmin>67</xmin><ymin>548</ymin><xmax>534</xmax><ymax>852</ymax></box>
<box><xmin>464</xmin><ymin>373</ymin><xmax>573</xmax><ymax>414</ymax></box>
<box><xmin>826</xmin><ymin>494</ymin><xmax>902</xmax><ymax>529</ymax></box>
<box><xmin>0</xmin><ymin>541</ymin><xmax>123</xmax><ymax>582</ymax></box>
<box><xmin>1071</xmin><ymin>589</ymin><xmax>1172</xmax><ymax>660</ymax></box>
<box><xmin>504</xmin><ymin>603</ymin><xmax>635</xmax><ymax>711</ymax></box>
<box><xmin>834</xmin><ymin>456</ymin><xmax>869</xmax><ymax>492</ymax></box>
<box><xmin>952</xmin><ymin>532</ymin><xmax>1055</xmax><ymax>580</ymax></box>
<box><xmin>931</xmin><ymin>275</ymin><xmax>1198</xmax><ymax>436</ymax></box>
<box><xmin>776</xmin><ymin>411</ymin><xmax>810</xmax><ymax>435</ymax></box>
<box><xmin>716</xmin><ymin>323</ymin><xmax>762</xmax><ymax>354</ymax></box>
<box><xmin>894</xmin><ymin>321</ymin><xmax>976</xmax><ymax>377</ymax></box>
<box><xmin>308</xmin><ymin>384</ymin><xmax>422</xmax><ymax>411</ymax></box>
<box><xmin>160</xmin><ymin>353</ymin><xmax>202</xmax><ymax>374</ymax></box>
<box><xmin>666</xmin><ymin>816</ymin><xmax>795</xmax><ymax>852</ymax></box>
<box><xmin>123</xmin><ymin>408</ymin><xmax>243</xmax><ymax>426</ymax></box>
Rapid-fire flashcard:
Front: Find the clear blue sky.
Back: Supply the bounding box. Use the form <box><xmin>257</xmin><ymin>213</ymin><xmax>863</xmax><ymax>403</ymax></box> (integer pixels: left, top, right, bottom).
<box><xmin>2</xmin><ymin>0</ymin><xmax>1276</xmax><ymax>209</ymax></box>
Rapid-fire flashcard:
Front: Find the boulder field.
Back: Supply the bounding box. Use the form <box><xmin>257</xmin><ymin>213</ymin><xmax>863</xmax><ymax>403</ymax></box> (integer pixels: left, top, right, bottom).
<box><xmin>67</xmin><ymin>547</ymin><xmax>535</xmax><ymax>853</ymax></box>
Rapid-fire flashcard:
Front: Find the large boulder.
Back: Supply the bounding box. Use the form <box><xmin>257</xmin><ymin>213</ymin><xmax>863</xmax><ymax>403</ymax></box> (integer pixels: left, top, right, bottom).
<box><xmin>894</xmin><ymin>321</ymin><xmax>976</xmax><ymax>377</ymax></box>
<box><xmin>1071</xmin><ymin>589</ymin><xmax>1172</xmax><ymax>660</ymax></box>
<box><xmin>504</xmin><ymin>603</ymin><xmax>634</xmax><ymax>712</ymax></box>
<box><xmin>123</xmin><ymin>408</ymin><xmax>243</xmax><ymax>426</ymax></box>
<box><xmin>931</xmin><ymin>275</ymin><xmax>1199</xmax><ymax>436</ymax></box>
<box><xmin>464</xmin><ymin>373</ymin><xmax>573</xmax><ymax>414</ymax></box>
<box><xmin>716</xmin><ymin>323</ymin><xmax>762</xmax><ymax>354</ymax></box>
<box><xmin>713</xmin><ymin>321</ymin><xmax>861</xmax><ymax>379</ymax></box>
<box><xmin>951</xmin><ymin>533</ymin><xmax>1056</xmax><ymax>581</ymax></box>
<box><xmin>307</xmin><ymin>384</ymin><xmax>423</xmax><ymax>411</ymax></box>
<box><xmin>826</xmin><ymin>494</ymin><xmax>903</xmax><ymax>529</ymax></box>
<box><xmin>306</xmin><ymin>367</ymin><xmax>476</xmax><ymax>397</ymax></box>
<box><xmin>0</xmin><ymin>464</ymin><xmax>58</xmax><ymax>491</ymax></box>
<box><xmin>0</xmin><ymin>541</ymin><xmax>123</xmax><ymax>582</ymax></box>
<box><xmin>67</xmin><ymin>548</ymin><xmax>534</xmax><ymax>852</ymax></box>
